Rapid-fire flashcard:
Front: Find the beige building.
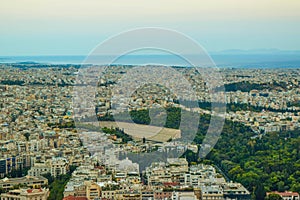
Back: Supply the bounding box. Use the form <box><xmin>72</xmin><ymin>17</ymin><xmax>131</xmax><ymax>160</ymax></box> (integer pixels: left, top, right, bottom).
<box><xmin>0</xmin><ymin>176</ymin><xmax>48</xmax><ymax>190</ymax></box>
<box><xmin>0</xmin><ymin>188</ymin><xmax>49</xmax><ymax>200</ymax></box>
<box><xmin>85</xmin><ymin>181</ymin><xmax>101</xmax><ymax>200</ymax></box>
<box><xmin>51</xmin><ymin>157</ymin><xmax>69</xmax><ymax>177</ymax></box>
<box><xmin>172</xmin><ymin>191</ymin><xmax>198</xmax><ymax>200</ymax></box>
<box><xmin>27</xmin><ymin>161</ymin><xmax>51</xmax><ymax>177</ymax></box>
<box><xmin>101</xmin><ymin>190</ymin><xmax>115</xmax><ymax>199</ymax></box>
<box><xmin>28</xmin><ymin>157</ymin><xmax>69</xmax><ymax>178</ymax></box>
<box><xmin>115</xmin><ymin>191</ymin><xmax>142</xmax><ymax>200</ymax></box>
<box><xmin>200</xmin><ymin>185</ymin><xmax>224</xmax><ymax>200</ymax></box>
<box><xmin>64</xmin><ymin>181</ymin><xmax>101</xmax><ymax>200</ymax></box>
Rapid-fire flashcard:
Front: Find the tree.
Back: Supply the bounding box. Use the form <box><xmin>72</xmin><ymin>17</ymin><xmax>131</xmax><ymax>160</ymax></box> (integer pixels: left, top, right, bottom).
<box><xmin>228</xmin><ymin>166</ymin><xmax>244</xmax><ymax>180</ymax></box>
<box><xmin>277</xmin><ymin>181</ymin><xmax>285</xmax><ymax>192</ymax></box>
<box><xmin>23</xmin><ymin>133</ymin><xmax>30</xmax><ymax>141</ymax></box>
<box><xmin>254</xmin><ymin>183</ymin><xmax>266</xmax><ymax>200</ymax></box>
<box><xmin>42</xmin><ymin>173</ymin><xmax>54</xmax><ymax>184</ymax></box>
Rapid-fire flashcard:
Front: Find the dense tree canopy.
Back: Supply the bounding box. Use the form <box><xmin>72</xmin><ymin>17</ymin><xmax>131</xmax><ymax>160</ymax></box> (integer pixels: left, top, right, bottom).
<box><xmin>122</xmin><ymin>108</ymin><xmax>300</xmax><ymax>194</ymax></box>
<box><xmin>71</xmin><ymin>107</ymin><xmax>300</xmax><ymax>196</ymax></box>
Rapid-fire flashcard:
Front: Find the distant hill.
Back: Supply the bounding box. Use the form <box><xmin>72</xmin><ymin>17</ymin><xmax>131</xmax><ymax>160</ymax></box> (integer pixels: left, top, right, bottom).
<box><xmin>211</xmin><ymin>49</ymin><xmax>300</xmax><ymax>55</ymax></box>
<box><xmin>16</xmin><ymin>61</ymin><xmax>40</xmax><ymax>64</ymax></box>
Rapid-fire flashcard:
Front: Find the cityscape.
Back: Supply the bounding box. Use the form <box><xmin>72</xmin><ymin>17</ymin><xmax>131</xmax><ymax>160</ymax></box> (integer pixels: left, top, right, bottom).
<box><xmin>1</xmin><ymin>0</ymin><xmax>300</xmax><ymax>199</ymax></box>
<box><xmin>0</xmin><ymin>64</ymin><xmax>299</xmax><ymax>199</ymax></box>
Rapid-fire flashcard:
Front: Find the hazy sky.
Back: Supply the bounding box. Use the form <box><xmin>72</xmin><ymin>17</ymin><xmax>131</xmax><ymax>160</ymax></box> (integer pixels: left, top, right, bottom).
<box><xmin>0</xmin><ymin>0</ymin><xmax>300</xmax><ymax>56</ymax></box>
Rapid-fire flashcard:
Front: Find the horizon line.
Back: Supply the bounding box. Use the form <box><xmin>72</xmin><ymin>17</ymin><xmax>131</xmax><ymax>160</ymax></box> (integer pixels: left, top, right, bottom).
<box><xmin>1</xmin><ymin>49</ymin><xmax>300</xmax><ymax>57</ymax></box>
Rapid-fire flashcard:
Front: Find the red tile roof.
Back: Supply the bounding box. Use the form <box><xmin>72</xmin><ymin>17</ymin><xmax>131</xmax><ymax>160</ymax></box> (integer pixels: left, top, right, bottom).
<box><xmin>163</xmin><ymin>182</ymin><xmax>179</xmax><ymax>186</ymax></box>
<box><xmin>63</xmin><ymin>195</ymin><xmax>88</xmax><ymax>200</ymax></box>
<box><xmin>267</xmin><ymin>191</ymin><xmax>300</xmax><ymax>197</ymax></box>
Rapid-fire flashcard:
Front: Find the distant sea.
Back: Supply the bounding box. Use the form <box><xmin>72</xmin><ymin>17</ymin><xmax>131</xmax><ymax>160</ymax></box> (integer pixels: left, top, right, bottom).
<box><xmin>0</xmin><ymin>54</ymin><xmax>300</xmax><ymax>68</ymax></box>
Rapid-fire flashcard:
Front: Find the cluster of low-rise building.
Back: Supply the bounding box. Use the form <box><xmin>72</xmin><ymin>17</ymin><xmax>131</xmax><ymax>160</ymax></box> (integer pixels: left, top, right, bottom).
<box><xmin>0</xmin><ymin>128</ymin><xmax>87</xmax><ymax>177</ymax></box>
<box><xmin>88</xmin><ymin>66</ymin><xmax>300</xmax><ymax>135</ymax></box>
<box><xmin>61</xmin><ymin>155</ymin><xmax>250</xmax><ymax>200</ymax></box>
<box><xmin>1</xmin><ymin>64</ymin><xmax>300</xmax><ymax>199</ymax></box>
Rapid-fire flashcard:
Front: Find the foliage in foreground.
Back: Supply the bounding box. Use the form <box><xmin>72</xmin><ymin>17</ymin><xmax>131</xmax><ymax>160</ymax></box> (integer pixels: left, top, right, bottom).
<box><xmin>43</xmin><ymin>165</ymin><xmax>77</xmax><ymax>200</ymax></box>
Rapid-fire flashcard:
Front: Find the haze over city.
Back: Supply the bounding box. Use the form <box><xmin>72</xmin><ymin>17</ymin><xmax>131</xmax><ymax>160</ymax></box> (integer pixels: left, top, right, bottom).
<box><xmin>1</xmin><ymin>0</ymin><xmax>300</xmax><ymax>56</ymax></box>
<box><xmin>0</xmin><ymin>1</ymin><xmax>300</xmax><ymax>200</ymax></box>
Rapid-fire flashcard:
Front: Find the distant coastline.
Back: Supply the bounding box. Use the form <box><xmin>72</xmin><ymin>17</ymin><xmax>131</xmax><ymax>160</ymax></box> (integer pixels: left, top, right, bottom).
<box><xmin>1</xmin><ymin>53</ymin><xmax>300</xmax><ymax>68</ymax></box>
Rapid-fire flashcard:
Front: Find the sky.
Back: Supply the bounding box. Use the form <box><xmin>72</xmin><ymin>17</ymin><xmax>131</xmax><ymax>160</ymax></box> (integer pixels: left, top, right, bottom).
<box><xmin>0</xmin><ymin>0</ymin><xmax>300</xmax><ymax>56</ymax></box>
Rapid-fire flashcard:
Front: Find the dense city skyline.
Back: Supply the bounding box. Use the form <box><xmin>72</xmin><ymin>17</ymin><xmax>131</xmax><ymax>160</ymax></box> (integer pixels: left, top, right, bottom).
<box><xmin>0</xmin><ymin>1</ymin><xmax>300</xmax><ymax>199</ymax></box>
